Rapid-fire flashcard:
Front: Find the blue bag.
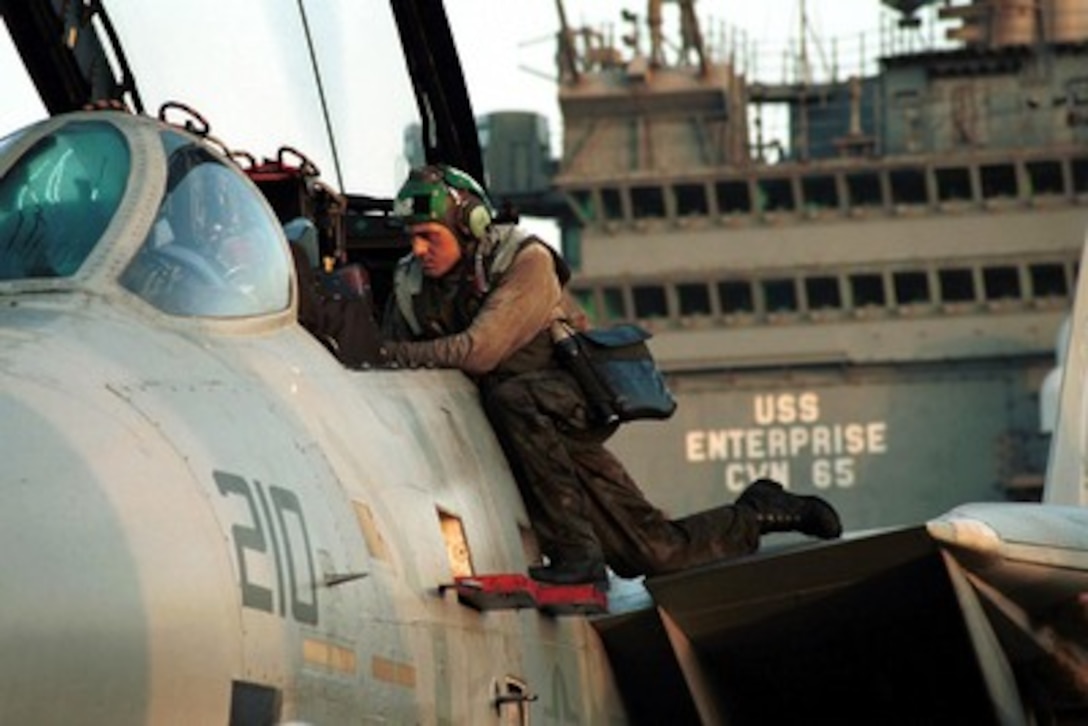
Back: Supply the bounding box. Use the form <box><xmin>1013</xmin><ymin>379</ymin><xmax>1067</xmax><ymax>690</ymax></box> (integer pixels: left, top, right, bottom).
<box><xmin>571</xmin><ymin>324</ymin><xmax>677</xmax><ymax>422</ymax></box>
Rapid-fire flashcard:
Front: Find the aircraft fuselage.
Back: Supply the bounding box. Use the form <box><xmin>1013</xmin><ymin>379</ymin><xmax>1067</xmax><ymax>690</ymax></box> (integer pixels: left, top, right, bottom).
<box><xmin>0</xmin><ymin>110</ymin><xmax>622</xmax><ymax>724</ymax></box>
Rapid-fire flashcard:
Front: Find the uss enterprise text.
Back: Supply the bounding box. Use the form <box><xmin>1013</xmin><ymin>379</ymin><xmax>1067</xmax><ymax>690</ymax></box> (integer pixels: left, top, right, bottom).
<box><xmin>684</xmin><ymin>393</ymin><xmax>889</xmax><ymax>492</ymax></box>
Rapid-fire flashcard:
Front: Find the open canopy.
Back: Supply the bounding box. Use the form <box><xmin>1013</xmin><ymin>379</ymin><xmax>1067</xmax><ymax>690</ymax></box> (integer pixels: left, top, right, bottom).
<box><xmin>0</xmin><ymin>0</ymin><xmax>483</xmax><ymax>198</ymax></box>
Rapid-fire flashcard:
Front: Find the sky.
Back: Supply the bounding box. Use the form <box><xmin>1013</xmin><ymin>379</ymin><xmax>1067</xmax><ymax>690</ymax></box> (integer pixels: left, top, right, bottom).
<box><xmin>0</xmin><ymin>0</ymin><xmax>913</xmax><ymax>210</ymax></box>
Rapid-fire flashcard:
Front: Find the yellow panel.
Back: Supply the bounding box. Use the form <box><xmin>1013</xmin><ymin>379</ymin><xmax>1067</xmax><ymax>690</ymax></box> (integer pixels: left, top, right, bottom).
<box><xmin>352</xmin><ymin>500</ymin><xmax>391</xmax><ymax>561</ymax></box>
<box><xmin>302</xmin><ymin>638</ymin><xmax>358</xmax><ymax>675</ymax></box>
<box><xmin>371</xmin><ymin>655</ymin><xmax>417</xmax><ymax>688</ymax></box>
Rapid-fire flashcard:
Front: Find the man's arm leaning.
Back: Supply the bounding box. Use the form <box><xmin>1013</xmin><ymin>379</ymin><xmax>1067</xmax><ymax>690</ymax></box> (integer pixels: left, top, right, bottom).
<box><xmin>383</xmin><ymin>243</ymin><xmax>562</xmax><ymax>375</ymax></box>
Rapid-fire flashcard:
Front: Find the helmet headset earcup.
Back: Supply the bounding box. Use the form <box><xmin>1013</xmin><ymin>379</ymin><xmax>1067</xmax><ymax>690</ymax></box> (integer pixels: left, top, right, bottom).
<box><xmin>462</xmin><ymin>197</ymin><xmax>492</xmax><ymax>240</ymax></box>
<box><xmin>439</xmin><ymin>166</ymin><xmax>493</xmax><ymax>240</ymax></box>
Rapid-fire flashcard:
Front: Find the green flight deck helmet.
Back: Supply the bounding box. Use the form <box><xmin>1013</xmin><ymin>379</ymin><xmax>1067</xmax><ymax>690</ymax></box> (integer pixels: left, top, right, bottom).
<box><xmin>394</xmin><ymin>164</ymin><xmax>495</xmax><ymax>241</ymax></box>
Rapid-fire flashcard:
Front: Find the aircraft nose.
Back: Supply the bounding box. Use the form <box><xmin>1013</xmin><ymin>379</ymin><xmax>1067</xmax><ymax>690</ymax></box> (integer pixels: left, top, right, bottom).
<box><xmin>1</xmin><ymin>401</ymin><xmax>151</xmax><ymax>723</ymax></box>
<box><xmin>0</xmin><ymin>383</ymin><xmax>238</xmax><ymax>724</ymax></box>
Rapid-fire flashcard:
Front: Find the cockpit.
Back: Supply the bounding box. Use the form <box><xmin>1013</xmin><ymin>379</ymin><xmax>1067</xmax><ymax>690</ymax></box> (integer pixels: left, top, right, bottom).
<box><xmin>0</xmin><ymin>121</ymin><xmax>128</xmax><ymax>280</ymax></box>
<box><xmin>0</xmin><ymin>114</ymin><xmax>292</xmax><ymax>319</ymax></box>
<box><xmin>120</xmin><ymin>128</ymin><xmax>290</xmax><ymax>317</ymax></box>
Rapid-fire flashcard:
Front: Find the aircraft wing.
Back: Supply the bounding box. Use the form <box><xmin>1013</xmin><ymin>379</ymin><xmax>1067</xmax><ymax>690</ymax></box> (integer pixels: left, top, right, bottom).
<box><xmin>594</xmin><ymin>519</ymin><xmax>1088</xmax><ymax>725</ymax></box>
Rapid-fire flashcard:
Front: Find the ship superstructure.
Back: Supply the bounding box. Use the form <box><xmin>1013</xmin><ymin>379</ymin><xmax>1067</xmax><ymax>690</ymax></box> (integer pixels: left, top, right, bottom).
<box><xmin>543</xmin><ymin>0</ymin><xmax>1088</xmax><ymax>529</ymax></box>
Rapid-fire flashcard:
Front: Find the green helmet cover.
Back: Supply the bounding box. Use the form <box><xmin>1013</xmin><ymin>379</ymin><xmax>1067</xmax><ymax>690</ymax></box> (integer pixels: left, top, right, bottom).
<box><xmin>393</xmin><ymin>164</ymin><xmax>493</xmax><ymax>229</ymax></box>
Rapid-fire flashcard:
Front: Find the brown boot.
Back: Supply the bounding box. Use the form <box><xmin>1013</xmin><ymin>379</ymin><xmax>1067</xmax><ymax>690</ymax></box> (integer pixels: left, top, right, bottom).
<box><xmin>737</xmin><ymin>479</ymin><xmax>843</xmax><ymax>539</ymax></box>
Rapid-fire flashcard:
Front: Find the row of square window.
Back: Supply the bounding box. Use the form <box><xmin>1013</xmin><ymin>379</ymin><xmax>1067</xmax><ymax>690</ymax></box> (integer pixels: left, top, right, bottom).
<box><xmin>573</xmin><ymin>260</ymin><xmax>1075</xmax><ymax>322</ymax></box>
<box><xmin>571</xmin><ymin>158</ymin><xmax>1088</xmax><ymax>220</ymax></box>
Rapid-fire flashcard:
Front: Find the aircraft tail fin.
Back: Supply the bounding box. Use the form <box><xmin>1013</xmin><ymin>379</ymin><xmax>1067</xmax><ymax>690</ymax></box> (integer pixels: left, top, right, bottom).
<box><xmin>1041</xmin><ymin>227</ymin><xmax>1088</xmax><ymax>506</ymax></box>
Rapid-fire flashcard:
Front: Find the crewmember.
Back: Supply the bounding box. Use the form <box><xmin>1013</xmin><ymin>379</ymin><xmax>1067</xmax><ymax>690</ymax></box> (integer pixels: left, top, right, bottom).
<box><xmin>381</xmin><ymin>164</ymin><xmax>842</xmax><ymax>588</ymax></box>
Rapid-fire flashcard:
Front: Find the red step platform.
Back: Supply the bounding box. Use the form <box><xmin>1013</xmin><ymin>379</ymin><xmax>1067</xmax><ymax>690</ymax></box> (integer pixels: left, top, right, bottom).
<box><xmin>444</xmin><ymin>574</ymin><xmax>607</xmax><ymax>616</ymax></box>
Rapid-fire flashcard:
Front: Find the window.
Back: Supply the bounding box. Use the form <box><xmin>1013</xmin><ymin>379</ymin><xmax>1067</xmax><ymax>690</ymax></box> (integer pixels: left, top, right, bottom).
<box><xmin>893</xmin><ymin>270</ymin><xmax>930</xmax><ymax>304</ymax></box>
<box><xmin>939</xmin><ymin>268</ymin><xmax>976</xmax><ymax>302</ymax></box>
<box><xmin>601</xmin><ymin>187</ymin><xmax>624</xmax><ymax>220</ymax></box>
<box><xmin>719</xmin><ymin>280</ymin><xmax>754</xmax><ymax>313</ymax></box>
<box><xmin>677</xmin><ymin>282</ymin><xmax>712</xmax><ymax>316</ymax></box>
<box><xmin>980</xmin><ymin>163</ymin><xmax>1017</xmax><ymax>199</ymax></box>
<box><xmin>801</xmin><ymin>175</ymin><xmax>838</xmax><ymax>211</ymax></box>
<box><xmin>805</xmin><ymin>276</ymin><xmax>842</xmax><ymax>310</ymax></box>
<box><xmin>715</xmin><ymin>180</ymin><xmax>750</xmax><ymax>214</ymax></box>
<box><xmin>763</xmin><ymin>278</ymin><xmax>798</xmax><ymax>312</ymax></box>
<box><xmin>674</xmin><ymin>183</ymin><xmax>709</xmax><ymax>216</ymax></box>
<box><xmin>889</xmin><ymin>168</ymin><xmax>927</xmax><ymax>205</ymax></box>
<box><xmin>983</xmin><ymin>265</ymin><xmax>1021</xmax><ymax>300</ymax></box>
<box><xmin>1029</xmin><ymin>263</ymin><xmax>1068</xmax><ymax>297</ymax></box>
<box><xmin>0</xmin><ymin>121</ymin><xmax>129</xmax><ymax>280</ymax></box>
<box><xmin>846</xmin><ymin>172</ymin><xmax>882</xmax><ymax>207</ymax></box>
<box><xmin>757</xmin><ymin>178</ymin><xmax>795</xmax><ymax>212</ymax></box>
<box><xmin>560</xmin><ymin>225</ymin><xmax>582</xmax><ymax>271</ymax></box>
<box><xmin>936</xmin><ymin>167</ymin><xmax>972</xmax><ymax>202</ymax></box>
<box><xmin>1073</xmin><ymin>157</ymin><xmax>1088</xmax><ymax>193</ymax></box>
<box><xmin>631</xmin><ymin>186</ymin><xmax>665</xmax><ymax>218</ymax></box>
<box><xmin>602</xmin><ymin>286</ymin><xmax>627</xmax><ymax>320</ymax></box>
<box><xmin>850</xmin><ymin>273</ymin><xmax>886</xmax><ymax>307</ymax></box>
<box><xmin>1026</xmin><ymin>160</ymin><xmax>1064</xmax><ymax>196</ymax></box>
<box><xmin>633</xmin><ymin>284</ymin><xmax>668</xmax><ymax>318</ymax></box>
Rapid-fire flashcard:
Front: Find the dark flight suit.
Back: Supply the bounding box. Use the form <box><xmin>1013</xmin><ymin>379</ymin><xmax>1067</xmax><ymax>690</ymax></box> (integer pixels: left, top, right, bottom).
<box><xmin>480</xmin><ymin>366</ymin><xmax>761</xmax><ymax>578</ymax></box>
<box><xmin>382</xmin><ymin>226</ymin><xmax>762</xmax><ymax>578</ymax></box>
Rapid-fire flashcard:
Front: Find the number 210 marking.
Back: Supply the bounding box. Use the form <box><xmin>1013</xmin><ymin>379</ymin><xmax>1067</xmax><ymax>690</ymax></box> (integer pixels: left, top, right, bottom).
<box><xmin>214</xmin><ymin>470</ymin><xmax>319</xmax><ymax>625</ymax></box>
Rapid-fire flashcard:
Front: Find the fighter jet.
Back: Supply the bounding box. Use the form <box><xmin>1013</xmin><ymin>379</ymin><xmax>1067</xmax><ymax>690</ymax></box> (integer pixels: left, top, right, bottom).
<box><xmin>0</xmin><ymin>2</ymin><xmax>623</xmax><ymax>724</ymax></box>
<box><xmin>2</xmin><ymin>1</ymin><xmax>1087</xmax><ymax>725</ymax></box>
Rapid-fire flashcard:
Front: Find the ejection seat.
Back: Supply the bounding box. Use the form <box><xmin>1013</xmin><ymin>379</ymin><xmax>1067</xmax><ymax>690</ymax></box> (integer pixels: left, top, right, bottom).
<box><xmin>240</xmin><ymin>145</ymin><xmax>382</xmax><ymax>367</ymax></box>
<box><xmin>284</xmin><ymin>217</ymin><xmax>382</xmax><ymax>368</ymax></box>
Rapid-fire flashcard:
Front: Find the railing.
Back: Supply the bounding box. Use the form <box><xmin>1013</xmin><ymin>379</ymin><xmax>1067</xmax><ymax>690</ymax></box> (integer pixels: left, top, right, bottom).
<box><xmin>617</xmin><ymin>4</ymin><xmax>1088</xmax><ymax>88</ymax></box>
<box><xmin>559</xmin><ymin>4</ymin><xmax>1088</xmax><ymax>168</ymax></box>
